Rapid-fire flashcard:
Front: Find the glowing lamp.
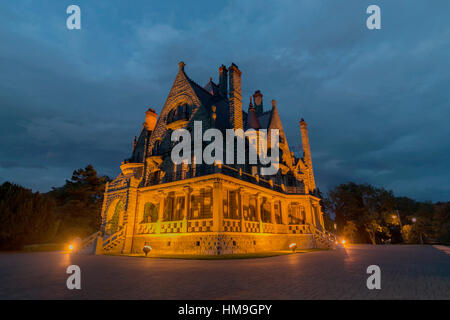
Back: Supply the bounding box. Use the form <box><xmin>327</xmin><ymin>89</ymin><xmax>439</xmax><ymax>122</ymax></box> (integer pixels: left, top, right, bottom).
<box><xmin>341</xmin><ymin>239</ymin><xmax>346</xmax><ymax>245</ymax></box>
<box><xmin>143</xmin><ymin>245</ymin><xmax>152</xmax><ymax>256</ymax></box>
<box><xmin>289</xmin><ymin>243</ymin><xmax>297</xmax><ymax>252</ymax></box>
<box><xmin>68</xmin><ymin>244</ymin><xmax>74</xmax><ymax>251</ymax></box>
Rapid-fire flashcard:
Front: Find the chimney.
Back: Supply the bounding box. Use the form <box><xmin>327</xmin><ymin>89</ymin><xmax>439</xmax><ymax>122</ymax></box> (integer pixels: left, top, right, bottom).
<box><xmin>144</xmin><ymin>108</ymin><xmax>158</xmax><ymax>131</ymax></box>
<box><xmin>219</xmin><ymin>65</ymin><xmax>228</xmax><ymax>97</ymax></box>
<box><xmin>253</xmin><ymin>90</ymin><xmax>263</xmax><ymax>115</ymax></box>
<box><xmin>228</xmin><ymin>63</ymin><xmax>243</xmax><ymax>129</ymax></box>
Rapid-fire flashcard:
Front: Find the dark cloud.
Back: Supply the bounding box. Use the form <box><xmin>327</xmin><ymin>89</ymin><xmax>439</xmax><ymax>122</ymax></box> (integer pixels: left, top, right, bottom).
<box><xmin>0</xmin><ymin>0</ymin><xmax>449</xmax><ymax>201</ymax></box>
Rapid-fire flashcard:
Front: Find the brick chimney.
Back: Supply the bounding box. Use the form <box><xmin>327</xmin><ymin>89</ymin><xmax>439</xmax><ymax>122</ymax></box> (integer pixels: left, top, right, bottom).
<box><xmin>218</xmin><ymin>64</ymin><xmax>228</xmax><ymax>97</ymax></box>
<box><xmin>228</xmin><ymin>63</ymin><xmax>243</xmax><ymax>129</ymax></box>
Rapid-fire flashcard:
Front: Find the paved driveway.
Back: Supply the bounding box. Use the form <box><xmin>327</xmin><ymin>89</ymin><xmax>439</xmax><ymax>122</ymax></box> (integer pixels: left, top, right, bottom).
<box><xmin>0</xmin><ymin>245</ymin><xmax>449</xmax><ymax>299</ymax></box>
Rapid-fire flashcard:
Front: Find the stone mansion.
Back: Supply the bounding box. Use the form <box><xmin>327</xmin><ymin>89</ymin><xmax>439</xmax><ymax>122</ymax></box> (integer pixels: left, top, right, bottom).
<box><xmin>94</xmin><ymin>62</ymin><xmax>335</xmax><ymax>255</ymax></box>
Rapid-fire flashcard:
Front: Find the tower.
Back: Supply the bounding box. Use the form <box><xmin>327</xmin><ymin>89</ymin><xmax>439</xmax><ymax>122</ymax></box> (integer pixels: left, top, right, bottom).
<box><xmin>299</xmin><ymin>118</ymin><xmax>316</xmax><ymax>191</ymax></box>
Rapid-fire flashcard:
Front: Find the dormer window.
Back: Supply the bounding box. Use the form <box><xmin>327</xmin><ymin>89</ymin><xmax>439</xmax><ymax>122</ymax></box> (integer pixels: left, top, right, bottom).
<box><xmin>166</xmin><ymin>103</ymin><xmax>192</xmax><ymax>125</ymax></box>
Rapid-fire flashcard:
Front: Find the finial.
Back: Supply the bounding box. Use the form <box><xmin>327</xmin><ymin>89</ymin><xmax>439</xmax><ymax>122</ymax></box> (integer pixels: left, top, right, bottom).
<box><xmin>271</xmin><ymin>99</ymin><xmax>277</xmax><ymax>108</ymax></box>
<box><xmin>249</xmin><ymin>96</ymin><xmax>253</xmax><ymax>107</ymax></box>
<box><xmin>178</xmin><ymin>61</ymin><xmax>185</xmax><ymax>71</ymax></box>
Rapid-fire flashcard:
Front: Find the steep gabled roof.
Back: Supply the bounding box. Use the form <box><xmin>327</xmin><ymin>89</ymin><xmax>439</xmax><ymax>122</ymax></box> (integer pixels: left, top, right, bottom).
<box><xmin>256</xmin><ymin>110</ymin><xmax>272</xmax><ymax>129</ymax></box>
<box><xmin>247</xmin><ymin>106</ymin><xmax>262</xmax><ymax>130</ymax></box>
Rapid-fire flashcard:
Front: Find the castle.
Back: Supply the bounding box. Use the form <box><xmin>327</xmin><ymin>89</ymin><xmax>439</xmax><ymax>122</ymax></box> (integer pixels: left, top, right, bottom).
<box><xmin>95</xmin><ymin>62</ymin><xmax>335</xmax><ymax>255</ymax></box>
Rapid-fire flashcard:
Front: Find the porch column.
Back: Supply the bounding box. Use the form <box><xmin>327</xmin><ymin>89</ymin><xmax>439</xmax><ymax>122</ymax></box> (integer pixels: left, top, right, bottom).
<box><xmin>182</xmin><ymin>186</ymin><xmax>190</xmax><ymax>232</ymax></box>
<box><xmin>122</xmin><ymin>179</ymin><xmax>139</xmax><ymax>254</ymax></box>
<box><xmin>255</xmin><ymin>193</ymin><xmax>263</xmax><ymax>233</ymax></box>
<box><xmin>239</xmin><ymin>188</ymin><xmax>245</xmax><ymax>232</ymax></box>
<box><xmin>156</xmin><ymin>190</ymin><xmax>165</xmax><ymax>234</ymax></box>
<box><xmin>212</xmin><ymin>180</ymin><xmax>223</xmax><ymax>232</ymax></box>
<box><xmin>306</xmin><ymin>199</ymin><xmax>317</xmax><ymax>229</ymax></box>
<box><xmin>281</xmin><ymin>199</ymin><xmax>289</xmax><ymax>225</ymax></box>
<box><xmin>270</xmin><ymin>196</ymin><xmax>276</xmax><ymax>225</ymax></box>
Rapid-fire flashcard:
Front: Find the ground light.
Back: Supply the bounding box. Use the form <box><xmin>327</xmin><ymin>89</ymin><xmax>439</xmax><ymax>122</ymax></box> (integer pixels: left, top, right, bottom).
<box><xmin>289</xmin><ymin>243</ymin><xmax>297</xmax><ymax>253</ymax></box>
<box><xmin>143</xmin><ymin>245</ymin><xmax>152</xmax><ymax>256</ymax></box>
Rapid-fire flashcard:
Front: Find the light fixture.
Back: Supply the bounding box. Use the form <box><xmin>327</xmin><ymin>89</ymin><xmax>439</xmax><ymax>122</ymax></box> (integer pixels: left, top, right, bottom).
<box><xmin>289</xmin><ymin>243</ymin><xmax>297</xmax><ymax>252</ymax></box>
<box><xmin>143</xmin><ymin>245</ymin><xmax>152</xmax><ymax>256</ymax></box>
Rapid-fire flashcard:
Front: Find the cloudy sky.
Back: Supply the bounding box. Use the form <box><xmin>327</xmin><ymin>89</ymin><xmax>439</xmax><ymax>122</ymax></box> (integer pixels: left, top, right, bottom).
<box><xmin>0</xmin><ymin>0</ymin><xmax>449</xmax><ymax>201</ymax></box>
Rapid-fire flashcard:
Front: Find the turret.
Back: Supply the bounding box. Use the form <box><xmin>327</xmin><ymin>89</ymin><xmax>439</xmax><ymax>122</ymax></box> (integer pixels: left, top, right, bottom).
<box><xmin>299</xmin><ymin>118</ymin><xmax>316</xmax><ymax>191</ymax></box>
<box><xmin>247</xmin><ymin>97</ymin><xmax>261</xmax><ymax>129</ymax></box>
<box><xmin>144</xmin><ymin>108</ymin><xmax>158</xmax><ymax>132</ymax></box>
<box><xmin>253</xmin><ymin>90</ymin><xmax>263</xmax><ymax>115</ymax></box>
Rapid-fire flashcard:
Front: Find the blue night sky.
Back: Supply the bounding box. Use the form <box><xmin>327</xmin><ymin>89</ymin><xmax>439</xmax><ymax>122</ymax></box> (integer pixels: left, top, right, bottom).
<box><xmin>0</xmin><ymin>0</ymin><xmax>449</xmax><ymax>201</ymax></box>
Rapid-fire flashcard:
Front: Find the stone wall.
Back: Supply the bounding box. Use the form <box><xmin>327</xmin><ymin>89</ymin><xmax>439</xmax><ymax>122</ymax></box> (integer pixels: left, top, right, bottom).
<box><xmin>130</xmin><ymin>232</ymin><xmax>316</xmax><ymax>255</ymax></box>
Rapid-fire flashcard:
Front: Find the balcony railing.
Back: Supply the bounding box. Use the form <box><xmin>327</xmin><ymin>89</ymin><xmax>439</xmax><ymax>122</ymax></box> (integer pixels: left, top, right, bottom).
<box><xmin>151</xmin><ymin>162</ymin><xmax>306</xmax><ymax>195</ymax></box>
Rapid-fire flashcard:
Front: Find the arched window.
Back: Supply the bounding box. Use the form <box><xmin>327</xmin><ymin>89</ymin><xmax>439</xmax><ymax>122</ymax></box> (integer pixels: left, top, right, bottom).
<box><xmin>166</xmin><ymin>104</ymin><xmax>192</xmax><ymax>125</ymax></box>
<box><xmin>141</xmin><ymin>202</ymin><xmax>159</xmax><ymax>223</ymax></box>
<box><xmin>106</xmin><ymin>200</ymin><xmax>123</xmax><ymax>234</ymax></box>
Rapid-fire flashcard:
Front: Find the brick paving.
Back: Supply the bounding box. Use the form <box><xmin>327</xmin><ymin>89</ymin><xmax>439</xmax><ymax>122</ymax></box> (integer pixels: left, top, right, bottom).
<box><xmin>0</xmin><ymin>245</ymin><xmax>449</xmax><ymax>299</ymax></box>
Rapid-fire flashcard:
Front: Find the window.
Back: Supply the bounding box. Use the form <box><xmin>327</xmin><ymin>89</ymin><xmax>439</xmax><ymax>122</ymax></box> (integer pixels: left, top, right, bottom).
<box><xmin>190</xmin><ymin>187</ymin><xmax>213</xmax><ymax>219</ymax></box>
<box><xmin>164</xmin><ymin>192</ymin><xmax>185</xmax><ymax>221</ymax></box>
<box><xmin>106</xmin><ymin>200</ymin><xmax>123</xmax><ymax>234</ymax></box>
<box><xmin>142</xmin><ymin>202</ymin><xmax>159</xmax><ymax>223</ymax></box>
<box><xmin>289</xmin><ymin>202</ymin><xmax>305</xmax><ymax>224</ymax></box>
<box><xmin>228</xmin><ymin>190</ymin><xmax>240</xmax><ymax>219</ymax></box>
<box><xmin>242</xmin><ymin>193</ymin><xmax>257</xmax><ymax>221</ymax></box>
<box><xmin>274</xmin><ymin>201</ymin><xmax>282</xmax><ymax>224</ymax></box>
<box><xmin>261</xmin><ymin>198</ymin><xmax>271</xmax><ymax>223</ymax></box>
<box><xmin>166</xmin><ymin>104</ymin><xmax>192</xmax><ymax>124</ymax></box>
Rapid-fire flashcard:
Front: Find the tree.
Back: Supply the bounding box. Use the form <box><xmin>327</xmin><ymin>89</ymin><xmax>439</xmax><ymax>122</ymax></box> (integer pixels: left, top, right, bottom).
<box><xmin>325</xmin><ymin>182</ymin><xmax>396</xmax><ymax>244</ymax></box>
<box><xmin>343</xmin><ymin>221</ymin><xmax>358</xmax><ymax>243</ymax></box>
<box><xmin>49</xmin><ymin>164</ymin><xmax>110</xmax><ymax>241</ymax></box>
<box><xmin>433</xmin><ymin>202</ymin><xmax>450</xmax><ymax>244</ymax></box>
<box><xmin>0</xmin><ymin>182</ymin><xmax>58</xmax><ymax>249</ymax></box>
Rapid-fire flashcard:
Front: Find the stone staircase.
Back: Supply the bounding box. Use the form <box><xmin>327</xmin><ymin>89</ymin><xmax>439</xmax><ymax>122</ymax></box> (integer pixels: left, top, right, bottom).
<box><xmin>102</xmin><ymin>227</ymin><xmax>126</xmax><ymax>253</ymax></box>
<box><xmin>312</xmin><ymin>227</ymin><xmax>336</xmax><ymax>249</ymax></box>
<box><xmin>79</xmin><ymin>231</ymin><xmax>102</xmax><ymax>254</ymax></box>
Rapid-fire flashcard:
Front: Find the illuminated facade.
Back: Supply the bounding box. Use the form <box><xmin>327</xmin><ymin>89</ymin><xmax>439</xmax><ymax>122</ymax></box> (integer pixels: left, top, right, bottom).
<box><xmin>96</xmin><ymin>62</ymin><xmax>335</xmax><ymax>255</ymax></box>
